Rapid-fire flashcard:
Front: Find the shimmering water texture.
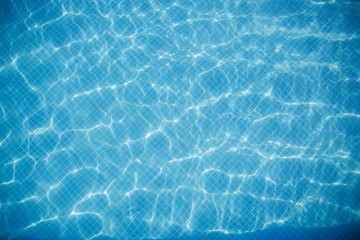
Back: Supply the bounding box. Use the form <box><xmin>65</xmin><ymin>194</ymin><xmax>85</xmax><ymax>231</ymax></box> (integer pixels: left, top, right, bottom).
<box><xmin>1</xmin><ymin>0</ymin><xmax>360</xmax><ymax>239</ymax></box>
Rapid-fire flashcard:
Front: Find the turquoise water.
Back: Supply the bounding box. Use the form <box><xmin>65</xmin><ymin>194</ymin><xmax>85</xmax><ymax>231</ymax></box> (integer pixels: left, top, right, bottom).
<box><xmin>1</xmin><ymin>0</ymin><xmax>360</xmax><ymax>239</ymax></box>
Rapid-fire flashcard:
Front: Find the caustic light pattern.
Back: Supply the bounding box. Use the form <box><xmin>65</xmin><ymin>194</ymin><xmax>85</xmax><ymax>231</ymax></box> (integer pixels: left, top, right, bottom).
<box><xmin>1</xmin><ymin>0</ymin><xmax>360</xmax><ymax>239</ymax></box>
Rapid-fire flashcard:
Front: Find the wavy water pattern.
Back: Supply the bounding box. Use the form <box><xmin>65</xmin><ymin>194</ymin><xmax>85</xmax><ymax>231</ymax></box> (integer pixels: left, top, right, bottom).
<box><xmin>0</xmin><ymin>0</ymin><xmax>360</xmax><ymax>239</ymax></box>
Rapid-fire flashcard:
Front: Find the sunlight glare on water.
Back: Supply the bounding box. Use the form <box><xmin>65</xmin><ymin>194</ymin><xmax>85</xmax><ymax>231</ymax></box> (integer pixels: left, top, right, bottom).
<box><xmin>0</xmin><ymin>0</ymin><xmax>360</xmax><ymax>239</ymax></box>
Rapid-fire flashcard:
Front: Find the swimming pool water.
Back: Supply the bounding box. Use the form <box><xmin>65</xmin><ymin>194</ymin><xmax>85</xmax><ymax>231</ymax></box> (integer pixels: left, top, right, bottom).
<box><xmin>1</xmin><ymin>0</ymin><xmax>360</xmax><ymax>239</ymax></box>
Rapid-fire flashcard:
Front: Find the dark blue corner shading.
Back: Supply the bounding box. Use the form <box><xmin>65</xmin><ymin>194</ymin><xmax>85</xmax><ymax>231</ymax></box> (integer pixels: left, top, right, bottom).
<box><xmin>1</xmin><ymin>0</ymin><xmax>360</xmax><ymax>240</ymax></box>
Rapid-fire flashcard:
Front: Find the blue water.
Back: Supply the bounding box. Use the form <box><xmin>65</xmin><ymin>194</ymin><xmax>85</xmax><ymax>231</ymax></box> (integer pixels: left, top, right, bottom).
<box><xmin>1</xmin><ymin>0</ymin><xmax>360</xmax><ymax>239</ymax></box>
